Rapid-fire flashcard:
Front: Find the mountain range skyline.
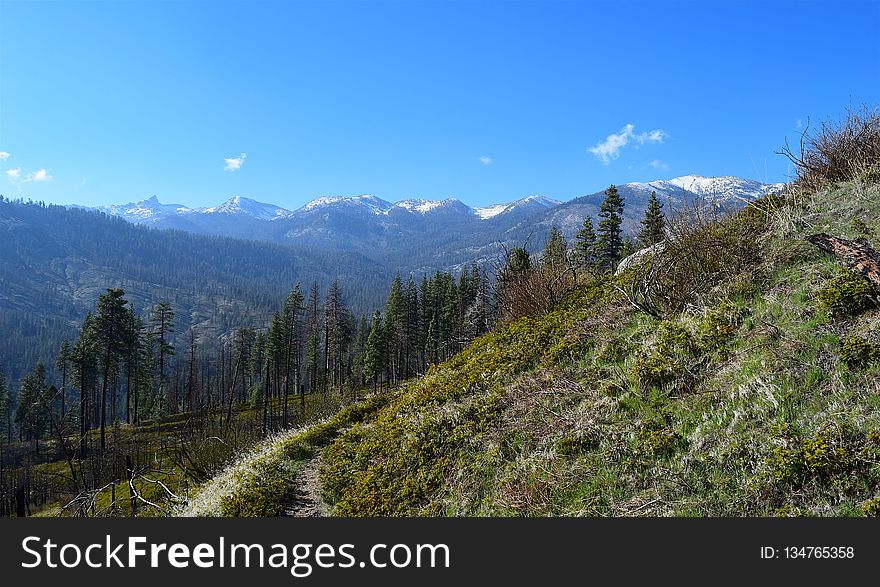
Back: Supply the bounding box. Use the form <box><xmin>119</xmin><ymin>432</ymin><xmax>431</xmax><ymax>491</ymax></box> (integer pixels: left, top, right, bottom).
<box><xmin>78</xmin><ymin>174</ymin><xmax>785</xmax><ymax>226</ymax></box>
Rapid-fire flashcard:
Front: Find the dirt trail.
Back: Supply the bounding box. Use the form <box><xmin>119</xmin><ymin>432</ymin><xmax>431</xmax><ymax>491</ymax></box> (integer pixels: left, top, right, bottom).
<box><xmin>285</xmin><ymin>453</ymin><xmax>326</xmax><ymax>517</ymax></box>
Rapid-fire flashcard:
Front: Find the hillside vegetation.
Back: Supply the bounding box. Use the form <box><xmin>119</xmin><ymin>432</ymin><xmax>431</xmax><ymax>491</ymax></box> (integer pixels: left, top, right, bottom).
<box><xmin>198</xmin><ymin>109</ymin><xmax>880</xmax><ymax>517</ymax></box>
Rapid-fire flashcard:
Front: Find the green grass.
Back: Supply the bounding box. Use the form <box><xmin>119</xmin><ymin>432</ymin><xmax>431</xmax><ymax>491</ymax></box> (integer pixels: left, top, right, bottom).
<box><xmin>310</xmin><ymin>177</ymin><xmax>880</xmax><ymax>517</ymax></box>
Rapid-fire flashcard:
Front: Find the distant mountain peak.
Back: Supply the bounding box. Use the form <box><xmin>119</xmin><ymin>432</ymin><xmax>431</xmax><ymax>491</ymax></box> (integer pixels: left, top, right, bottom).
<box><xmin>300</xmin><ymin>194</ymin><xmax>394</xmax><ymax>215</ymax></box>
<box><xmin>474</xmin><ymin>194</ymin><xmax>560</xmax><ymax>220</ymax></box>
<box><xmin>625</xmin><ymin>175</ymin><xmax>783</xmax><ymax>205</ymax></box>
<box><xmin>201</xmin><ymin>195</ymin><xmax>291</xmax><ymax>220</ymax></box>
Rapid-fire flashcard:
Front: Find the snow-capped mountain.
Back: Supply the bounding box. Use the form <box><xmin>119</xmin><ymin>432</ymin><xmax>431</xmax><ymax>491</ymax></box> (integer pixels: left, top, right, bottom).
<box><xmin>630</xmin><ymin>175</ymin><xmax>785</xmax><ymax>205</ymax></box>
<box><xmin>198</xmin><ymin>196</ymin><xmax>291</xmax><ymax>220</ymax></box>
<box><xmin>81</xmin><ymin>175</ymin><xmax>785</xmax><ymax>274</ymax></box>
<box><xmin>300</xmin><ymin>194</ymin><xmax>394</xmax><ymax>215</ymax></box>
<box><xmin>93</xmin><ymin>195</ymin><xmax>291</xmax><ymax>224</ymax></box>
<box><xmin>475</xmin><ymin>195</ymin><xmax>561</xmax><ymax>219</ymax></box>
<box><xmin>94</xmin><ymin>195</ymin><xmax>194</xmax><ymax>224</ymax></box>
<box><xmin>296</xmin><ymin>193</ymin><xmax>560</xmax><ymax>220</ymax></box>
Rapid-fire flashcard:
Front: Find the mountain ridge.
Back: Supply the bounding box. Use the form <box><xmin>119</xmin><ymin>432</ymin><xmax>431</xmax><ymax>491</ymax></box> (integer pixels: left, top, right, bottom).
<box><xmin>66</xmin><ymin>174</ymin><xmax>785</xmax><ymax>277</ymax></box>
<box><xmin>84</xmin><ymin>174</ymin><xmax>783</xmax><ymax>225</ymax></box>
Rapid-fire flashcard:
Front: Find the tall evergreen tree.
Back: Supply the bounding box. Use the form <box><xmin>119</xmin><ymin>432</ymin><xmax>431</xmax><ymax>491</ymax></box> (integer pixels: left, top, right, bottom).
<box><xmin>72</xmin><ymin>313</ymin><xmax>98</xmax><ymax>456</ymax></box>
<box><xmin>574</xmin><ymin>216</ymin><xmax>598</xmax><ymax>271</ymax></box>
<box><xmin>596</xmin><ymin>184</ymin><xmax>625</xmax><ymax>270</ymax></box>
<box><xmin>385</xmin><ymin>275</ymin><xmax>407</xmax><ymax>383</ymax></box>
<box><xmin>14</xmin><ymin>363</ymin><xmax>49</xmax><ymax>451</ymax></box>
<box><xmin>283</xmin><ymin>284</ymin><xmax>305</xmax><ymax>417</ymax></box>
<box><xmin>94</xmin><ymin>288</ymin><xmax>132</xmax><ymax>450</ymax></box>
<box><xmin>305</xmin><ymin>282</ymin><xmax>321</xmax><ymax>394</ymax></box>
<box><xmin>351</xmin><ymin>314</ymin><xmax>369</xmax><ymax>387</ymax></box>
<box><xmin>363</xmin><ymin>311</ymin><xmax>385</xmax><ymax>391</ymax></box>
<box><xmin>56</xmin><ymin>339</ymin><xmax>71</xmax><ymax>427</ymax></box>
<box><xmin>0</xmin><ymin>368</ymin><xmax>11</xmax><ymax>445</ymax></box>
<box><xmin>638</xmin><ymin>190</ymin><xmax>666</xmax><ymax>247</ymax></box>
<box><xmin>149</xmin><ymin>301</ymin><xmax>175</xmax><ymax>410</ymax></box>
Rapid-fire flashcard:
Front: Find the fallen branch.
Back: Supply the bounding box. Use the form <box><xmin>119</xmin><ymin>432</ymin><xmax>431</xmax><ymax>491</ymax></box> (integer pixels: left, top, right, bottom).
<box><xmin>806</xmin><ymin>233</ymin><xmax>880</xmax><ymax>291</ymax></box>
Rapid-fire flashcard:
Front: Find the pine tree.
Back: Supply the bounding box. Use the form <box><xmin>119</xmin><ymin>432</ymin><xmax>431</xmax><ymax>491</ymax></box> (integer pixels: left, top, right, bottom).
<box><xmin>574</xmin><ymin>216</ymin><xmax>598</xmax><ymax>270</ymax></box>
<box><xmin>94</xmin><ymin>288</ymin><xmax>132</xmax><ymax>451</ymax></box>
<box><xmin>56</xmin><ymin>339</ymin><xmax>71</xmax><ymax>427</ymax></box>
<box><xmin>638</xmin><ymin>191</ymin><xmax>666</xmax><ymax>247</ymax></box>
<box><xmin>15</xmin><ymin>363</ymin><xmax>49</xmax><ymax>451</ymax></box>
<box><xmin>72</xmin><ymin>313</ymin><xmax>98</xmax><ymax>456</ymax></box>
<box><xmin>543</xmin><ymin>227</ymin><xmax>568</xmax><ymax>270</ymax></box>
<box><xmin>305</xmin><ymin>282</ymin><xmax>321</xmax><ymax>394</ymax></box>
<box><xmin>0</xmin><ymin>368</ymin><xmax>11</xmax><ymax>445</ymax></box>
<box><xmin>596</xmin><ymin>184</ymin><xmax>625</xmax><ymax>270</ymax></box>
<box><xmin>149</xmin><ymin>301</ymin><xmax>175</xmax><ymax>410</ymax></box>
<box><xmin>351</xmin><ymin>315</ymin><xmax>369</xmax><ymax>387</ymax></box>
<box><xmin>385</xmin><ymin>275</ymin><xmax>407</xmax><ymax>383</ymax></box>
<box><xmin>363</xmin><ymin>311</ymin><xmax>385</xmax><ymax>391</ymax></box>
<box><xmin>282</xmin><ymin>284</ymin><xmax>305</xmax><ymax>417</ymax></box>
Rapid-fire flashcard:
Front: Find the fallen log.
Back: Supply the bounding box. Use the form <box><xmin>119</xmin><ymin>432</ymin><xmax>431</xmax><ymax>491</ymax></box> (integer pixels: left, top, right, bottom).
<box><xmin>806</xmin><ymin>233</ymin><xmax>880</xmax><ymax>291</ymax></box>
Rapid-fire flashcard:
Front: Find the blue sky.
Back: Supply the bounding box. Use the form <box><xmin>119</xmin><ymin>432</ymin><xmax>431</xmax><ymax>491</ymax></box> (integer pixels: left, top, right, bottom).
<box><xmin>1</xmin><ymin>0</ymin><xmax>878</xmax><ymax>209</ymax></box>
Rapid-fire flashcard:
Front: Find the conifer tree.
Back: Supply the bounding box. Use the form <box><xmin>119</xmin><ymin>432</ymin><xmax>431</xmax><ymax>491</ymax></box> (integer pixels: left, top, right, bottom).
<box><xmin>638</xmin><ymin>190</ymin><xmax>666</xmax><ymax>247</ymax></box>
<box><xmin>363</xmin><ymin>311</ymin><xmax>385</xmax><ymax>391</ymax></box>
<box><xmin>543</xmin><ymin>227</ymin><xmax>568</xmax><ymax>270</ymax></box>
<box><xmin>15</xmin><ymin>363</ymin><xmax>49</xmax><ymax>451</ymax></box>
<box><xmin>351</xmin><ymin>315</ymin><xmax>369</xmax><ymax>387</ymax></box>
<box><xmin>149</xmin><ymin>301</ymin><xmax>175</xmax><ymax>410</ymax></box>
<box><xmin>56</xmin><ymin>339</ymin><xmax>71</xmax><ymax>426</ymax></box>
<box><xmin>574</xmin><ymin>216</ymin><xmax>598</xmax><ymax>270</ymax></box>
<box><xmin>94</xmin><ymin>288</ymin><xmax>132</xmax><ymax>450</ymax></box>
<box><xmin>596</xmin><ymin>184</ymin><xmax>625</xmax><ymax>270</ymax></box>
<box><xmin>72</xmin><ymin>313</ymin><xmax>98</xmax><ymax>456</ymax></box>
<box><xmin>0</xmin><ymin>368</ymin><xmax>10</xmax><ymax>445</ymax></box>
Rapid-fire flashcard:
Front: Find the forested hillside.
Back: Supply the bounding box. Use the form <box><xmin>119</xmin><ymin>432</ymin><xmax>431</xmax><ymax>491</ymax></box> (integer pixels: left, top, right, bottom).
<box><xmin>0</xmin><ymin>200</ymin><xmax>391</xmax><ymax>385</ymax></box>
<box><xmin>191</xmin><ymin>107</ymin><xmax>880</xmax><ymax>517</ymax></box>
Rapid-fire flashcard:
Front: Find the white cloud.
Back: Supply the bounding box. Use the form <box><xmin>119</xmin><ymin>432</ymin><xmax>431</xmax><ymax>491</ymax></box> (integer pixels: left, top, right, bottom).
<box><xmin>479</xmin><ymin>155</ymin><xmax>492</xmax><ymax>165</ymax></box>
<box><xmin>224</xmin><ymin>153</ymin><xmax>247</xmax><ymax>172</ymax></box>
<box><xmin>588</xmin><ymin>124</ymin><xmax>667</xmax><ymax>164</ymax></box>
<box><xmin>796</xmin><ymin>118</ymin><xmax>803</xmax><ymax>129</ymax></box>
<box><xmin>648</xmin><ymin>159</ymin><xmax>670</xmax><ymax>171</ymax></box>
<box><xmin>0</xmin><ymin>151</ymin><xmax>10</xmax><ymax>161</ymax></box>
<box><xmin>5</xmin><ymin>166</ymin><xmax>53</xmax><ymax>183</ymax></box>
<box><xmin>30</xmin><ymin>169</ymin><xmax>52</xmax><ymax>182</ymax></box>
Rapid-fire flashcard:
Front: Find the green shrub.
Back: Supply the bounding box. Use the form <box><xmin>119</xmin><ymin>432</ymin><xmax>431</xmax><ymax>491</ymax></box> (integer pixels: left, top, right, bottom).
<box><xmin>555</xmin><ymin>429</ymin><xmax>600</xmax><ymax>456</ymax></box>
<box><xmin>862</xmin><ymin>496</ymin><xmax>880</xmax><ymax>517</ymax></box>
<box><xmin>695</xmin><ymin>301</ymin><xmax>745</xmax><ymax>351</ymax></box>
<box><xmin>838</xmin><ymin>336</ymin><xmax>880</xmax><ymax>368</ymax></box>
<box><xmin>759</xmin><ymin>424</ymin><xmax>880</xmax><ymax>494</ymax></box>
<box><xmin>644</xmin><ymin>427</ymin><xmax>682</xmax><ymax>457</ymax></box>
<box><xmin>817</xmin><ymin>268</ymin><xmax>875</xmax><ymax>319</ymax></box>
<box><xmin>632</xmin><ymin>352</ymin><xmax>679</xmax><ymax>389</ymax></box>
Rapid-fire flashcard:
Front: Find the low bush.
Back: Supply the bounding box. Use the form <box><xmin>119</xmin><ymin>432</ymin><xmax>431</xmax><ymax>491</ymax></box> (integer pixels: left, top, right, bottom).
<box><xmin>838</xmin><ymin>336</ymin><xmax>880</xmax><ymax>368</ymax></box>
<box><xmin>816</xmin><ymin>268</ymin><xmax>875</xmax><ymax>319</ymax></box>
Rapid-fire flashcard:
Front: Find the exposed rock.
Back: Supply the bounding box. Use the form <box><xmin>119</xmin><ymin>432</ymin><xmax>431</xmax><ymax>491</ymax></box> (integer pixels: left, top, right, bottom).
<box><xmin>616</xmin><ymin>242</ymin><xmax>666</xmax><ymax>275</ymax></box>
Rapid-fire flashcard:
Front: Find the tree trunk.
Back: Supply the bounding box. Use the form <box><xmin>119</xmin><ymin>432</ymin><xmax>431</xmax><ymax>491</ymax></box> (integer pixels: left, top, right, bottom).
<box><xmin>100</xmin><ymin>343</ymin><xmax>111</xmax><ymax>451</ymax></box>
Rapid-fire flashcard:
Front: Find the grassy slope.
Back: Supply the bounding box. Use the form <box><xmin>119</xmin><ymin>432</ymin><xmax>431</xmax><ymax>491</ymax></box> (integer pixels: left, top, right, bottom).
<box><xmin>212</xmin><ymin>174</ymin><xmax>880</xmax><ymax>517</ymax></box>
